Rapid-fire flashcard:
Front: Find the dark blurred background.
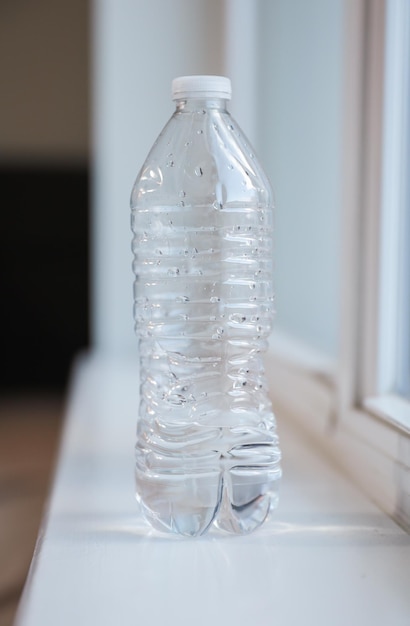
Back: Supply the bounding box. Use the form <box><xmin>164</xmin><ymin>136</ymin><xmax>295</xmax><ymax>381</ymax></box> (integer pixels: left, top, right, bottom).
<box><xmin>0</xmin><ymin>2</ymin><xmax>90</xmax><ymax>623</ymax></box>
<box><xmin>0</xmin><ymin>0</ymin><xmax>90</xmax><ymax>393</ymax></box>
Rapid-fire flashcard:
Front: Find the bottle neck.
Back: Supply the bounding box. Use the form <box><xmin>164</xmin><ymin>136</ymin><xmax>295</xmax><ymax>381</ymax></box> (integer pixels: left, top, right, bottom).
<box><xmin>174</xmin><ymin>97</ymin><xmax>229</xmax><ymax>113</ymax></box>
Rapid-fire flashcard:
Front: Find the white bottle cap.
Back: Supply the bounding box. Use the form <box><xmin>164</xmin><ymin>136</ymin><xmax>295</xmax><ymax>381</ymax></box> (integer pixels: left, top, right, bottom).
<box><xmin>172</xmin><ymin>75</ymin><xmax>232</xmax><ymax>100</ymax></box>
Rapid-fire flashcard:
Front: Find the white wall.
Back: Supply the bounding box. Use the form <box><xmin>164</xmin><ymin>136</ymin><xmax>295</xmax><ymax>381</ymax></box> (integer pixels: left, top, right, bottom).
<box><xmin>258</xmin><ymin>0</ymin><xmax>344</xmax><ymax>357</ymax></box>
<box><xmin>92</xmin><ymin>0</ymin><xmax>345</xmax><ymax>359</ymax></box>
<box><xmin>91</xmin><ymin>0</ymin><xmax>225</xmax><ymax>354</ymax></box>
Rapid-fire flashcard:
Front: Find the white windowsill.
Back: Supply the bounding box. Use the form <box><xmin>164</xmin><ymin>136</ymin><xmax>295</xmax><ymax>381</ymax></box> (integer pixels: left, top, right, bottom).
<box><xmin>364</xmin><ymin>394</ymin><xmax>410</xmax><ymax>435</ymax></box>
<box><xmin>267</xmin><ymin>331</ymin><xmax>410</xmax><ymax>532</ymax></box>
<box><xmin>16</xmin><ymin>351</ymin><xmax>410</xmax><ymax>626</ymax></box>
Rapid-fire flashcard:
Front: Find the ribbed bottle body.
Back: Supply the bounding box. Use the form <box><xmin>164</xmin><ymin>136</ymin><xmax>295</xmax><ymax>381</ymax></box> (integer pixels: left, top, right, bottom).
<box><xmin>131</xmin><ymin>98</ymin><xmax>281</xmax><ymax>536</ymax></box>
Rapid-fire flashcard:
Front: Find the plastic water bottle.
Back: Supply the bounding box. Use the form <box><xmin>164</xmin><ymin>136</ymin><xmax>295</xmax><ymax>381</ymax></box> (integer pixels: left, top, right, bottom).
<box><xmin>130</xmin><ymin>75</ymin><xmax>281</xmax><ymax>536</ymax></box>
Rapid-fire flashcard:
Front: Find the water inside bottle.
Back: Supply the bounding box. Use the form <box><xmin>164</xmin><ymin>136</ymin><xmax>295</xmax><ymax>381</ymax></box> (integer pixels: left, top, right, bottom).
<box><xmin>132</xmin><ymin>201</ymin><xmax>281</xmax><ymax>536</ymax></box>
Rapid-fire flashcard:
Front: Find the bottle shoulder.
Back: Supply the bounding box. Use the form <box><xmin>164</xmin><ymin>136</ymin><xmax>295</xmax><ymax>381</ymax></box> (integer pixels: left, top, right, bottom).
<box><xmin>130</xmin><ymin>108</ymin><xmax>273</xmax><ymax>210</ymax></box>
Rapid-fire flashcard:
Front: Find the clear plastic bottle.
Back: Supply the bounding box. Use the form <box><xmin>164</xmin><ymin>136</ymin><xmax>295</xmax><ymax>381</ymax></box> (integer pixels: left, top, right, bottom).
<box><xmin>130</xmin><ymin>75</ymin><xmax>281</xmax><ymax>536</ymax></box>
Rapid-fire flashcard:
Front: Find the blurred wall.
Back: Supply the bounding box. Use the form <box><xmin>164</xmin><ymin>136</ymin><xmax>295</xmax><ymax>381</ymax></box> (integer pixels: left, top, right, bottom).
<box><xmin>92</xmin><ymin>0</ymin><xmax>344</xmax><ymax>360</ymax></box>
<box><xmin>258</xmin><ymin>0</ymin><xmax>343</xmax><ymax>357</ymax></box>
<box><xmin>0</xmin><ymin>0</ymin><xmax>89</xmax><ymax>163</ymax></box>
<box><xmin>91</xmin><ymin>0</ymin><xmax>226</xmax><ymax>354</ymax></box>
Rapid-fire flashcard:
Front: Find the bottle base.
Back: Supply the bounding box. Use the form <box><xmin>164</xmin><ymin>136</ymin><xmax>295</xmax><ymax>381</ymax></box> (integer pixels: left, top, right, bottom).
<box><xmin>136</xmin><ymin>467</ymin><xmax>281</xmax><ymax>537</ymax></box>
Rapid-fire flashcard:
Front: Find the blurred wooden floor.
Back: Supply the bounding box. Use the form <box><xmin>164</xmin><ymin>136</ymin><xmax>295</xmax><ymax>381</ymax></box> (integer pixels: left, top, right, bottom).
<box><xmin>0</xmin><ymin>395</ymin><xmax>63</xmax><ymax>626</ymax></box>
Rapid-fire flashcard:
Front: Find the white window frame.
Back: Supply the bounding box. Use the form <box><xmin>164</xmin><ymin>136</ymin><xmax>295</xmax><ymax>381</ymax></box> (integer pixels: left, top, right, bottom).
<box><xmin>342</xmin><ymin>0</ymin><xmax>410</xmax><ymax>435</ymax></box>
<box><xmin>360</xmin><ymin>0</ymin><xmax>410</xmax><ymax>430</ymax></box>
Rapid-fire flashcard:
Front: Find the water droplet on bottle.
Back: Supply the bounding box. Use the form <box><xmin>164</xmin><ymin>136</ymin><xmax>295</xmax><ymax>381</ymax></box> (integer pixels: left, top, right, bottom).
<box><xmin>166</xmin><ymin>160</ymin><xmax>175</xmax><ymax>167</ymax></box>
<box><xmin>179</xmin><ymin>190</ymin><xmax>186</xmax><ymax>198</ymax></box>
<box><xmin>166</xmin><ymin>393</ymin><xmax>187</xmax><ymax>406</ymax></box>
<box><xmin>210</xmin><ymin>296</ymin><xmax>220</xmax><ymax>303</ymax></box>
<box><xmin>229</xmin><ymin>313</ymin><xmax>240</xmax><ymax>324</ymax></box>
<box><xmin>195</xmin><ymin>166</ymin><xmax>203</xmax><ymax>177</ymax></box>
<box><xmin>213</xmin><ymin>201</ymin><xmax>223</xmax><ymax>210</ymax></box>
<box><xmin>178</xmin><ymin>200</ymin><xmax>185</xmax><ymax>207</ymax></box>
<box><xmin>229</xmin><ymin>124</ymin><xmax>234</xmax><ymax>131</ymax></box>
<box><xmin>212</xmin><ymin>327</ymin><xmax>224</xmax><ymax>340</ymax></box>
<box><xmin>197</xmin><ymin>129</ymin><xmax>203</xmax><ymax>134</ymax></box>
<box><xmin>168</xmin><ymin>267</ymin><xmax>180</xmax><ymax>276</ymax></box>
<box><xmin>175</xmin><ymin>295</ymin><xmax>190</xmax><ymax>303</ymax></box>
<box><xmin>228</xmin><ymin>163</ymin><xmax>234</xmax><ymax>170</ymax></box>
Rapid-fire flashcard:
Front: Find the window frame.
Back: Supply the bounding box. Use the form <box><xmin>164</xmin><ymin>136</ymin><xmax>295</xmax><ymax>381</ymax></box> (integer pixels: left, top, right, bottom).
<box><xmin>354</xmin><ymin>0</ymin><xmax>410</xmax><ymax>432</ymax></box>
